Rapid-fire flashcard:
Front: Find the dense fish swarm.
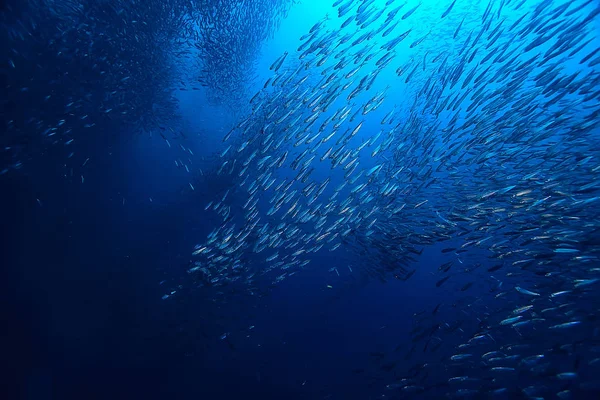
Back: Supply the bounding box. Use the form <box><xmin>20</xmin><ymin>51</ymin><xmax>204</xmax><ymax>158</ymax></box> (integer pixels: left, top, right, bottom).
<box><xmin>187</xmin><ymin>0</ymin><xmax>600</xmax><ymax>397</ymax></box>
<box><xmin>191</xmin><ymin>0</ymin><xmax>298</xmax><ymax>109</ymax></box>
<box><xmin>0</xmin><ymin>0</ymin><xmax>295</xmax><ymax>173</ymax></box>
<box><xmin>0</xmin><ymin>0</ymin><xmax>193</xmax><ymax>172</ymax></box>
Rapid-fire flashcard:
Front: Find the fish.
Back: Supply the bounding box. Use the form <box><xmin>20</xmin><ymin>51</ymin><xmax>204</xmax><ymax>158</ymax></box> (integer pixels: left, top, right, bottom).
<box><xmin>171</xmin><ymin>1</ymin><xmax>600</xmax><ymax>397</ymax></box>
<box><xmin>515</xmin><ymin>286</ymin><xmax>540</xmax><ymax>296</ymax></box>
<box><xmin>436</xmin><ymin>276</ymin><xmax>451</xmax><ymax>287</ymax></box>
<box><xmin>402</xmin><ymin>3</ymin><xmax>421</xmax><ymax>20</ymax></box>
<box><xmin>441</xmin><ymin>0</ymin><xmax>458</xmax><ymax>19</ymax></box>
<box><xmin>270</xmin><ymin>51</ymin><xmax>289</xmax><ymax>72</ymax></box>
<box><xmin>487</xmin><ymin>264</ymin><xmax>503</xmax><ymax>272</ymax></box>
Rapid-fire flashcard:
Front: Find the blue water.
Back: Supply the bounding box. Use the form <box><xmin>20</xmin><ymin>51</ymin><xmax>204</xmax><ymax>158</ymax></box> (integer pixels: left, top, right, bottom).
<box><xmin>3</xmin><ymin>0</ymin><xmax>600</xmax><ymax>399</ymax></box>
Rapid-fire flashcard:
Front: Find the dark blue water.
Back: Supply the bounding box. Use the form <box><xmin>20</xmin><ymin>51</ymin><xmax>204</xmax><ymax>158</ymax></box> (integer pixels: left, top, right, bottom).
<box><xmin>2</xmin><ymin>129</ymin><xmax>440</xmax><ymax>399</ymax></box>
<box><xmin>3</xmin><ymin>0</ymin><xmax>600</xmax><ymax>399</ymax></box>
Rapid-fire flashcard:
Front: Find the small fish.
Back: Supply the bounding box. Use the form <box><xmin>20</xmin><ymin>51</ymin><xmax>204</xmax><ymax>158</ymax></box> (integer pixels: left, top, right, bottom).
<box><xmin>450</xmin><ymin>354</ymin><xmax>472</xmax><ymax>361</ymax></box>
<box><xmin>402</xmin><ymin>2</ymin><xmax>421</xmax><ymax>20</ymax></box>
<box><xmin>515</xmin><ymin>286</ymin><xmax>540</xmax><ymax>296</ymax></box>
<box><xmin>556</xmin><ymin>372</ymin><xmax>578</xmax><ymax>380</ymax></box>
<box><xmin>512</xmin><ymin>305</ymin><xmax>533</xmax><ymax>315</ymax></box>
<box><xmin>270</xmin><ymin>51</ymin><xmax>288</xmax><ymax>72</ymax></box>
<box><xmin>500</xmin><ymin>316</ymin><xmax>522</xmax><ymax>326</ymax></box>
<box><xmin>441</xmin><ymin>0</ymin><xmax>457</xmax><ymax>18</ymax></box>
<box><xmin>549</xmin><ymin>321</ymin><xmax>581</xmax><ymax>329</ymax></box>
<box><xmin>554</xmin><ymin>248</ymin><xmax>580</xmax><ymax>253</ymax></box>
<box><xmin>490</xmin><ymin>367</ymin><xmax>515</xmax><ymax>372</ymax></box>
<box><xmin>436</xmin><ymin>276</ymin><xmax>450</xmax><ymax>287</ymax></box>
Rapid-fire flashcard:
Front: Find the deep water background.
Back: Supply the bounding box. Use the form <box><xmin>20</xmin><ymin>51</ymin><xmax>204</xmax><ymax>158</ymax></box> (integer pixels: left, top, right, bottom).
<box><xmin>2</xmin><ymin>129</ymin><xmax>460</xmax><ymax>400</ymax></box>
<box><xmin>3</xmin><ymin>0</ymin><xmax>598</xmax><ymax>399</ymax></box>
<box><xmin>2</xmin><ymin>122</ymin><xmax>446</xmax><ymax>400</ymax></box>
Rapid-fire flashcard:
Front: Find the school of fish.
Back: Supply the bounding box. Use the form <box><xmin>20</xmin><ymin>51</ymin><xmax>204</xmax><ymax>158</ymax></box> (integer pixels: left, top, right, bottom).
<box><xmin>186</xmin><ymin>0</ymin><xmax>600</xmax><ymax>398</ymax></box>
<box><xmin>1</xmin><ymin>0</ymin><xmax>295</xmax><ymax>174</ymax></box>
<box><xmin>3</xmin><ymin>0</ymin><xmax>600</xmax><ymax>397</ymax></box>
